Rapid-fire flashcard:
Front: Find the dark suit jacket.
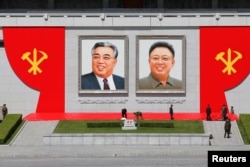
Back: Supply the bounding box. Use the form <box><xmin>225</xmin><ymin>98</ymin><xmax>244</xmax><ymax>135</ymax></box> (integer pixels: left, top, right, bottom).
<box><xmin>81</xmin><ymin>72</ymin><xmax>124</xmax><ymax>90</ymax></box>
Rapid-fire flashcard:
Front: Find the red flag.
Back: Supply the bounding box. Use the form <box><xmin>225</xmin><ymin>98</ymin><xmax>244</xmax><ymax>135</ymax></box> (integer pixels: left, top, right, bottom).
<box><xmin>3</xmin><ymin>27</ymin><xmax>65</xmax><ymax>114</ymax></box>
<box><xmin>200</xmin><ymin>27</ymin><xmax>250</xmax><ymax>117</ymax></box>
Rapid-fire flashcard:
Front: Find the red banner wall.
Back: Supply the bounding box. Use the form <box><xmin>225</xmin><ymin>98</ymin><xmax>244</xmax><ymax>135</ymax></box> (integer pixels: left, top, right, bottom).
<box><xmin>200</xmin><ymin>27</ymin><xmax>250</xmax><ymax>117</ymax></box>
<box><xmin>3</xmin><ymin>27</ymin><xmax>65</xmax><ymax>114</ymax></box>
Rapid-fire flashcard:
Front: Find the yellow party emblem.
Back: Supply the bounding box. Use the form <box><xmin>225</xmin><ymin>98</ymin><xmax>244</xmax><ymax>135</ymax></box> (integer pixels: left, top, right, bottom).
<box><xmin>21</xmin><ymin>48</ymin><xmax>48</xmax><ymax>75</ymax></box>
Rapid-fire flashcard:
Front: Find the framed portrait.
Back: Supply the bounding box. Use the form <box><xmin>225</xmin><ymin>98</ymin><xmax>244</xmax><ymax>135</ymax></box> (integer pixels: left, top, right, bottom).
<box><xmin>78</xmin><ymin>36</ymin><xmax>128</xmax><ymax>94</ymax></box>
<box><xmin>136</xmin><ymin>35</ymin><xmax>186</xmax><ymax>95</ymax></box>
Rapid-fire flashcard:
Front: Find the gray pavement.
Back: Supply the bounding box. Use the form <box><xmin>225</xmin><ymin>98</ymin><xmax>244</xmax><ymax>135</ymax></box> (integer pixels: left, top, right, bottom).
<box><xmin>1</xmin><ymin>120</ymin><xmax>249</xmax><ymax>159</ymax></box>
<box><xmin>203</xmin><ymin>120</ymin><xmax>244</xmax><ymax>146</ymax></box>
<box><xmin>10</xmin><ymin>121</ymin><xmax>58</xmax><ymax>146</ymax></box>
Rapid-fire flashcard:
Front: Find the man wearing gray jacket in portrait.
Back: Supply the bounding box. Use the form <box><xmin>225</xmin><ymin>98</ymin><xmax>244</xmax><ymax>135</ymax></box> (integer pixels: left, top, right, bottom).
<box><xmin>139</xmin><ymin>41</ymin><xmax>182</xmax><ymax>89</ymax></box>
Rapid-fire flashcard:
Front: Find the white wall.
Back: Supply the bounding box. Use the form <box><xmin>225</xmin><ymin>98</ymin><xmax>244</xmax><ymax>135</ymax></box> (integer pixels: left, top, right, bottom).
<box><xmin>65</xmin><ymin>28</ymin><xmax>199</xmax><ymax>113</ymax></box>
<box><xmin>0</xmin><ymin>12</ymin><xmax>249</xmax><ymax>117</ymax></box>
<box><xmin>0</xmin><ymin>46</ymin><xmax>39</xmax><ymax>116</ymax></box>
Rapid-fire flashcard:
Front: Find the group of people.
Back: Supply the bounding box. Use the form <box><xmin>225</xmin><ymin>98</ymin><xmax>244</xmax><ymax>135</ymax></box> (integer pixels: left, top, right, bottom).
<box><xmin>1</xmin><ymin>104</ymin><xmax>8</xmax><ymax>122</ymax></box>
<box><xmin>120</xmin><ymin>104</ymin><xmax>174</xmax><ymax>120</ymax></box>
<box><xmin>205</xmin><ymin>104</ymin><xmax>233</xmax><ymax>138</ymax></box>
<box><xmin>205</xmin><ymin>104</ymin><xmax>235</xmax><ymax>121</ymax></box>
<box><xmin>81</xmin><ymin>41</ymin><xmax>182</xmax><ymax>90</ymax></box>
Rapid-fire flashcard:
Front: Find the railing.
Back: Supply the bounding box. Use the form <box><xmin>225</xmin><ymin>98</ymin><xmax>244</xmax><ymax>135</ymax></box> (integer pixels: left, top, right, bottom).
<box><xmin>1</xmin><ymin>12</ymin><xmax>250</xmax><ymax>27</ymax></box>
<box><xmin>0</xmin><ymin>12</ymin><xmax>249</xmax><ymax>19</ymax></box>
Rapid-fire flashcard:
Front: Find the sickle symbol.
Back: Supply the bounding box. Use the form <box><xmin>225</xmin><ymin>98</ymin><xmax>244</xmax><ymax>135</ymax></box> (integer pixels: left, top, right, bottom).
<box><xmin>21</xmin><ymin>48</ymin><xmax>48</xmax><ymax>75</ymax></box>
<box><xmin>215</xmin><ymin>48</ymin><xmax>242</xmax><ymax>75</ymax></box>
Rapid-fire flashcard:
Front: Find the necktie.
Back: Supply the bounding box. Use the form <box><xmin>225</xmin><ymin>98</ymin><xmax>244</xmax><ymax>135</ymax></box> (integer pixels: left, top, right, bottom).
<box><xmin>103</xmin><ymin>78</ymin><xmax>110</xmax><ymax>90</ymax></box>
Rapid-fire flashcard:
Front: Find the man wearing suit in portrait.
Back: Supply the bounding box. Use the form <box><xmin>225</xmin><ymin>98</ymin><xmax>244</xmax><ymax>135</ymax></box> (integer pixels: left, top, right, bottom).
<box><xmin>81</xmin><ymin>42</ymin><xmax>124</xmax><ymax>90</ymax></box>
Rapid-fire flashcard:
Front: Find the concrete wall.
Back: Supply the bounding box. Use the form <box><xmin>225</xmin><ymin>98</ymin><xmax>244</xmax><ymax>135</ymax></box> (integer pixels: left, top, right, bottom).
<box><xmin>43</xmin><ymin>133</ymin><xmax>210</xmax><ymax>146</ymax></box>
<box><xmin>0</xmin><ymin>12</ymin><xmax>250</xmax><ymax>117</ymax></box>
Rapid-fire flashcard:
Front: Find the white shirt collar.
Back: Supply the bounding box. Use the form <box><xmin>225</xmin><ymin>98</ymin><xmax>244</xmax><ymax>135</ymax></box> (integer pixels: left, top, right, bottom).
<box><xmin>95</xmin><ymin>75</ymin><xmax>116</xmax><ymax>90</ymax></box>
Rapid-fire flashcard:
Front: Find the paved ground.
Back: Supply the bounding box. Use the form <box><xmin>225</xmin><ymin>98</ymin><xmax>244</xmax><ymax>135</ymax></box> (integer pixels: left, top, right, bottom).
<box><xmin>10</xmin><ymin>120</ymin><xmax>244</xmax><ymax>146</ymax></box>
<box><xmin>1</xmin><ymin>119</ymin><xmax>249</xmax><ymax>159</ymax></box>
<box><xmin>203</xmin><ymin>120</ymin><xmax>244</xmax><ymax>146</ymax></box>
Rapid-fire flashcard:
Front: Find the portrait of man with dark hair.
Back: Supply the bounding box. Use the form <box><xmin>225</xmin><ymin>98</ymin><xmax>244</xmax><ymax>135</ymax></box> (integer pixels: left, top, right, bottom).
<box><xmin>139</xmin><ymin>41</ymin><xmax>182</xmax><ymax>89</ymax></box>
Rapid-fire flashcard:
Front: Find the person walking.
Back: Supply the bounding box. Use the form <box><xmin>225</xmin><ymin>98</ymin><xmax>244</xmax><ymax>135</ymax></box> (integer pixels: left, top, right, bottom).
<box><xmin>221</xmin><ymin>104</ymin><xmax>228</xmax><ymax>121</ymax></box>
<box><xmin>224</xmin><ymin>119</ymin><xmax>231</xmax><ymax>138</ymax></box>
<box><xmin>2</xmin><ymin>104</ymin><xmax>8</xmax><ymax>119</ymax></box>
<box><xmin>230</xmin><ymin>106</ymin><xmax>235</xmax><ymax>114</ymax></box>
<box><xmin>206</xmin><ymin>104</ymin><xmax>212</xmax><ymax>121</ymax></box>
<box><xmin>121</xmin><ymin>108</ymin><xmax>127</xmax><ymax>119</ymax></box>
<box><xmin>169</xmin><ymin>104</ymin><xmax>174</xmax><ymax>120</ymax></box>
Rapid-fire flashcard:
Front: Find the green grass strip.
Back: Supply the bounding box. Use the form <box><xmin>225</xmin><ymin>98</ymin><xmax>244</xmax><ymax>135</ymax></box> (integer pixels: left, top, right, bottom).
<box><xmin>53</xmin><ymin>120</ymin><xmax>204</xmax><ymax>134</ymax></box>
<box><xmin>0</xmin><ymin>114</ymin><xmax>23</xmax><ymax>144</ymax></box>
<box><xmin>238</xmin><ymin>114</ymin><xmax>250</xmax><ymax>144</ymax></box>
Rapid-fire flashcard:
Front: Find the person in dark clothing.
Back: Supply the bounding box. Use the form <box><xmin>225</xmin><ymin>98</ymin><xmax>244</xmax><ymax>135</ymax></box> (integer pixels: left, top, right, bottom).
<box><xmin>221</xmin><ymin>104</ymin><xmax>228</xmax><ymax>121</ymax></box>
<box><xmin>2</xmin><ymin>104</ymin><xmax>8</xmax><ymax>119</ymax></box>
<box><xmin>169</xmin><ymin>104</ymin><xmax>174</xmax><ymax>120</ymax></box>
<box><xmin>206</xmin><ymin>104</ymin><xmax>212</xmax><ymax>121</ymax></box>
<box><xmin>230</xmin><ymin>106</ymin><xmax>235</xmax><ymax>114</ymax></box>
<box><xmin>133</xmin><ymin>111</ymin><xmax>143</xmax><ymax>120</ymax></box>
<box><xmin>224</xmin><ymin>119</ymin><xmax>231</xmax><ymax>138</ymax></box>
<box><xmin>121</xmin><ymin>108</ymin><xmax>127</xmax><ymax>119</ymax></box>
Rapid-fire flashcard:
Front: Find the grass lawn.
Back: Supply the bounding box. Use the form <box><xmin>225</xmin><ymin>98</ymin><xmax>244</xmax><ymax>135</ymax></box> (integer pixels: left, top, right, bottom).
<box><xmin>53</xmin><ymin>120</ymin><xmax>204</xmax><ymax>134</ymax></box>
<box><xmin>5</xmin><ymin>121</ymin><xmax>26</xmax><ymax>144</ymax></box>
<box><xmin>237</xmin><ymin>114</ymin><xmax>250</xmax><ymax>144</ymax></box>
<box><xmin>0</xmin><ymin>114</ymin><xmax>24</xmax><ymax>145</ymax></box>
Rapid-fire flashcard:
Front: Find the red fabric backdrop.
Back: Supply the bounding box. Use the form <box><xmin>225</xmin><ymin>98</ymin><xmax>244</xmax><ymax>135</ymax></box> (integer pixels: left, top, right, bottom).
<box><xmin>200</xmin><ymin>27</ymin><xmax>250</xmax><ymax>116</ymax></box>
<box><xmin>3</xmin><ymin>27</ymin><xmax>65</xmax><ymax>114</ymax></box>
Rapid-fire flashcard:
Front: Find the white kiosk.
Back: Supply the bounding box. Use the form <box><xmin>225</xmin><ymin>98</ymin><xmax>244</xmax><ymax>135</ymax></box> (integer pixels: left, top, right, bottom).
<box><xmin>122</xmin><ymin>119</ymin><xmax>137</xmax><ymax>130</ymax></box>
